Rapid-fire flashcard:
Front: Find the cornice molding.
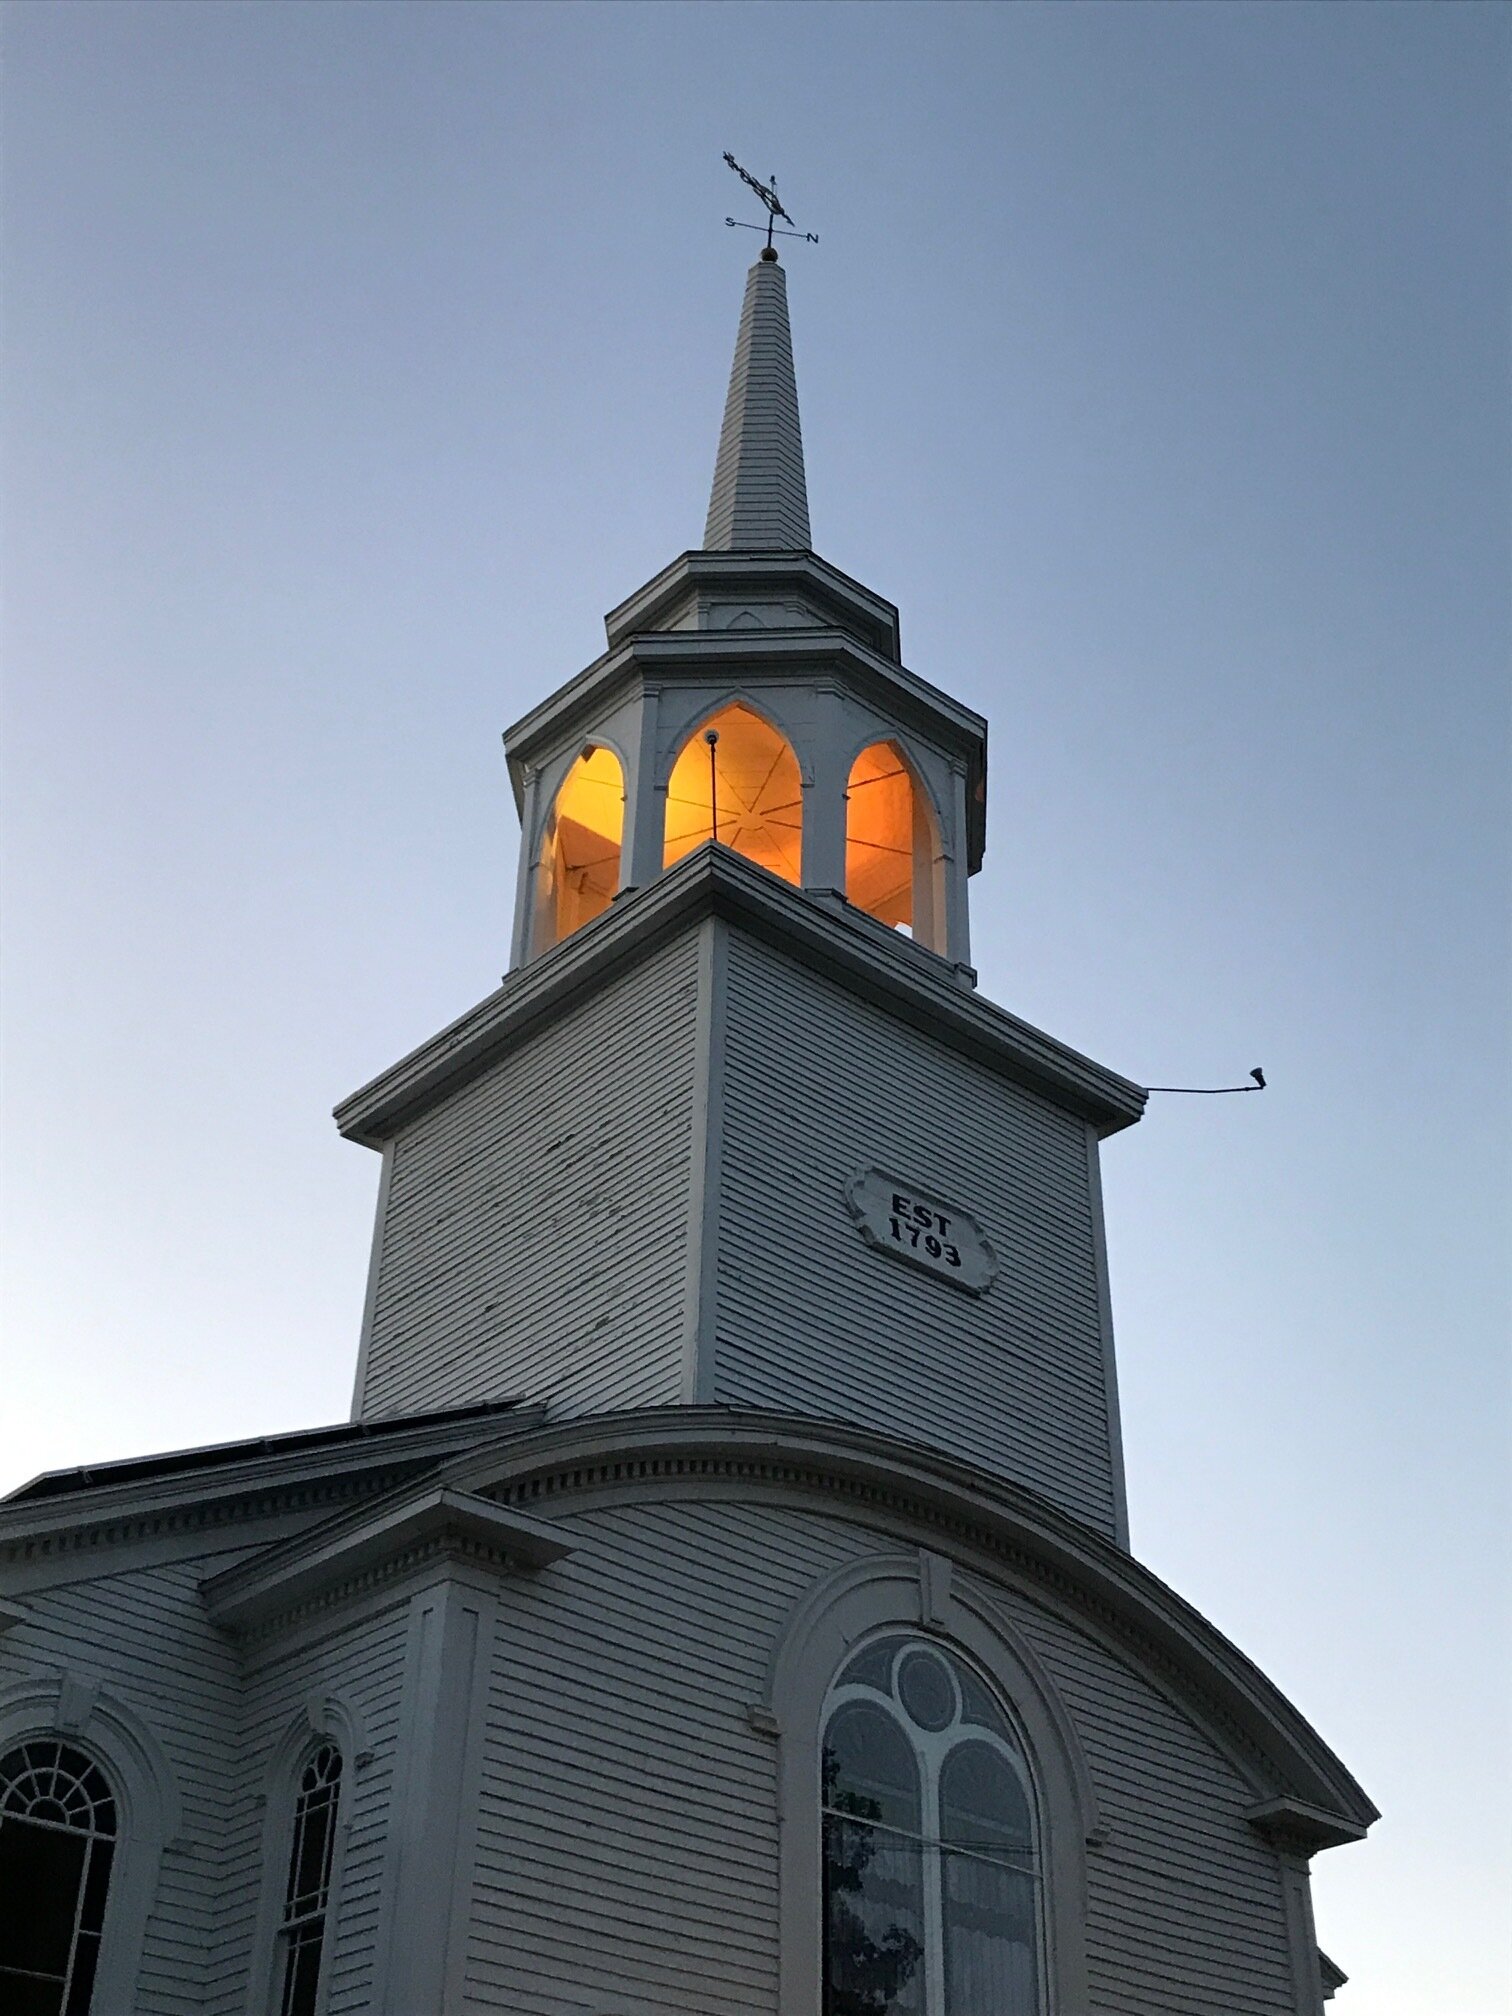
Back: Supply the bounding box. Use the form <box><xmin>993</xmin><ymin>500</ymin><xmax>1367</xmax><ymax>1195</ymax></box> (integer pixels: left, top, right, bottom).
<box><xmin>0</xmin><ymin>1405</ymin><xmax>545</xmax><ymax>1555</ymax></box>
<box><xmin>333</xmin><ymin>846</ymin><xmax>1145</xmax><ymax>1148</ymax></box>
<box><xmin>441</xmin><ymin>1410</ymin><xmax>1376</xmax><ymax>1847</ymax></box>
<box><xmin>201</xmin><ymin>1485</ymin><xmax>574</xmax><ymax>1637</ymax></box>
<box><xmin>1245</xmin><ymin>1794</ymin><xmax>1369</xmax><ymax>1856</ymax></box>
<box><xmin>502</xmin><ymin>626</ymin><xmax>985</xmax><ymax>865</ymax></box>
<box><xmin>601</xmin><ymin>549</ymin><xmax>902</xmax><ymax>661</ymax></box>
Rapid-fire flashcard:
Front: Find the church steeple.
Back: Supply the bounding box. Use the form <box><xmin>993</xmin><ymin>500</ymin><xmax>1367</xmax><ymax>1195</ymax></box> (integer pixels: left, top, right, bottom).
<box><xmin>703</xmin><ymin>252</ymin><xmax>810</xmax><ymax>551</ymax></box>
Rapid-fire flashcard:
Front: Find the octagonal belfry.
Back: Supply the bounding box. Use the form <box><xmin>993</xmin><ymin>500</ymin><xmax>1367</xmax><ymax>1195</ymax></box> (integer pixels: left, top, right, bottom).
<box><xmin>506</xmin><ymin>253</ymin><xmax>987</xmax><ymax>977</ymax></box>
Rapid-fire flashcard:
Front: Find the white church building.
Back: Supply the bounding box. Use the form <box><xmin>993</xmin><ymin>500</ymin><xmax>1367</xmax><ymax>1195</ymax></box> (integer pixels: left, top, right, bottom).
<box><xmin>0</xmin><ymin>249</ymin><xmax>1374</xmax><ymax>2016</ymax></box>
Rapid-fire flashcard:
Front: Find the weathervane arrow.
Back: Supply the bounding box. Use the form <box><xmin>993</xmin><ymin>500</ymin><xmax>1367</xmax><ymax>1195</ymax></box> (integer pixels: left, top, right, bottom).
<box><xmin>722</xmin><ymin>152</ymin><xmax>818</xmax><ymax>253</ymax></box>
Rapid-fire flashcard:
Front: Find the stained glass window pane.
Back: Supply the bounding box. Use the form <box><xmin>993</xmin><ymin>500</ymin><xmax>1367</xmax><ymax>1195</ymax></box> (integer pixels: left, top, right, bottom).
<box><xmin>956</xmin><ymin>1670</ymin><xmax>1012</xmax><ymax>1742</ymax></box>
<box><xmin>939</xmin><ymin>1741</ymin><xmax>1032</xmax><ymax>1856</ymax></box>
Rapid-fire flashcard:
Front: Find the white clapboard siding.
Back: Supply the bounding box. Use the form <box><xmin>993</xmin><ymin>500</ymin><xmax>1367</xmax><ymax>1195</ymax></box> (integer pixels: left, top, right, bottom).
<box><xmin>466</xmin><ymin>1498</ymin><xmax>877</xmax><ymax>2012</ymax></box>
<box><xmin>358</xmin><ymin>931</ymin><xmax>702</xmax><ymax>1420</ymax></box>
<box><xmin>465</xmin><ymin>1494</ymin><xmax>1294</xmax><ymax>2015</ymax></box>
<box><xmin>713</xmin><ymin>932</ymin><xmax>1121</xmax><ymax>1536</ymax></box>
<box><xmin>1022</xmin><ymin>1598</ymin><xmax>1296</xmax><ymax>2013</ymax></box>
<box><xmin>0</xmin><ymin>1554</ymin><xmax>245</xmax><ymax>2015</ymax></box>
<box><xmin>207</xmin><ymin>1595</ymin><xmax>413</xmax><ymax>2016</ymax></box>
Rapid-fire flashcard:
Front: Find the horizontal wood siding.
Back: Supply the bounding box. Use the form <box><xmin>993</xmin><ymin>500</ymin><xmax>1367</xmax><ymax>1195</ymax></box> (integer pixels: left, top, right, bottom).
<box><xmin>0</xmin><ymin>1553</ymin><xmax>245</xmax><ymax>2014</ymax></box>
<box><xmin>466</xmin><ymin>1500</ymin><xmax>878</xmax><ymax>2012</ymax></box>
<box><xmin>1019</xmin><ymin>1598</ymin><xmax>1295</xmax><ymax>2013</ymax></box>
<box><xmin>714</xmin><ymin>930</ymin><xmax>1120</xmax><ymax>1535</ymax></box>
<box><xmin>466</xmin><ymin>1494</ymin><xmax>1295</xmax><ymax>2014</ymax></box>
<box><xmin>359</xmin><ymin>930</ymin><xmax>702</xmax><ymax>1420</ymax></box>
<box><xmin>210</xmin><ymin>1597</ymin><xmax>413</xmax><ymax>2015</ymax></box>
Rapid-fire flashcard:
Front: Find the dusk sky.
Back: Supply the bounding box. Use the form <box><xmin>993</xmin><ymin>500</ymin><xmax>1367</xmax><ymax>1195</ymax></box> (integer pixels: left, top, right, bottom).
<box><xmin>3</xmin><ymin>4</ymin><xmax>1507</xmax><ymax>2008</ymax></box>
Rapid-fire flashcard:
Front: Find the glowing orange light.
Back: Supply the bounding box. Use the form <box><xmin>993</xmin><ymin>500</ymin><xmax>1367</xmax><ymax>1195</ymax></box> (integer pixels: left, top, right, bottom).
<box><xmin>663</xmin><ymin>703</ymin><xmax>802</xmax><ymax>885</ymax></box>
<box><xmin>846</xmin><ymin>741</ymin><xmax>946</xmax><ymax>952</ymax></box>
<box><xmin>535</xmin><ymin>744</ymin><xmax>624</xmax><ymax>950</ymax></box>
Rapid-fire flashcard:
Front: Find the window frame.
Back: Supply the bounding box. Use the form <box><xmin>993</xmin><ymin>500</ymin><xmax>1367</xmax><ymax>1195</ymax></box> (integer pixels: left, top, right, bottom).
<box><xmin>763</xmin><ymin>1551</ymin><xmax>1097</xmax><ymax>2016</ymax></box>
<box><xmin>248</xmin><ymin>1702</ymin><xmax>361</xmax><ymax>2016</ymax></box>
<box><xmin>821</xmin><ymin>1637</ymin><xmax>1048</xmax><ymax>2015</ymax></box>
<box><xmin>0</xmin><ymin>1680</ymin><xmax>181</xmax><ymax>2016</ymax></box>
<box><xmin>0</xmin><ymin>1737</ymin><xmax>120</xmax><ymax>2016</ymax></box>
<box><xmin>272</xmin><ymin>1741</ymin><xmax>345</xmax><ymax>2016</ymax></box>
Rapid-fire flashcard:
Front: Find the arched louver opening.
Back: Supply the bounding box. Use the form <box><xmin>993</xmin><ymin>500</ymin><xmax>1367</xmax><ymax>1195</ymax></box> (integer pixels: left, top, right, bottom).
<box><xmin>845</xmin><ymin>742</ymin><xmax>946</xmax><ymax>954</ymax></box>
<box><xmin>663</xmin><ymin>702</ymin><xmax>802</xmax><ymax>885</ymax></box>
<box><xmin>0</xmin><ymin>1739</ymin><xmax>118</xmax><ymax>2016</ymax></box>
<box><xmin>276</xmin><ymin>1743</ymin><xmax>343</xmax><ymax>2016</ymax></box>
<box><xmin>821</xmin><ymin>1637</ymin><xmax>1043</xmax><ymax>2015</ymax></box>
<box><xmin>533</xmin><ymin>745</ymin><xmax>625</xmax><ymax>953</ymax></box>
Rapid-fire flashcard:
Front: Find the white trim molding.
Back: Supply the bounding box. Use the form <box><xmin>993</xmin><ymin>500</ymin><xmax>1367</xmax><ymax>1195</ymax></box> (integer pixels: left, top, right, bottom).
<box><xmin>0</xmin><ymin>1674</ymin><xmax>185</xmax><ymax>2012</ymax></box>
<box><xmin>760</xmin><ymin>1549</ymin><xmax>1096</xmax><ymax>2016</ymax></box>
<box><xmin>243</xmin><ymin>1694</ymin><xmax>368</xmax><ymax>2016</ymax></box>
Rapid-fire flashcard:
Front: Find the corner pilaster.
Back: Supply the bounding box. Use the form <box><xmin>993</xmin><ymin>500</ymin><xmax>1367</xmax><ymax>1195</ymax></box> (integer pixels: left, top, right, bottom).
<box><xmin>374</xmin><ymin>1575</ymin><xmax>497</xmax><ymax>2014</ymax></box>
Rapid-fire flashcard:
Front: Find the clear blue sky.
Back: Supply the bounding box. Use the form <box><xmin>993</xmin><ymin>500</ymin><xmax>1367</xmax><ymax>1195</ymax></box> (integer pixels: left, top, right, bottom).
<box><xmin>3</xmin><ymin>3</ymin><xmax>1507</xmax><ymax>2006</ymax></box>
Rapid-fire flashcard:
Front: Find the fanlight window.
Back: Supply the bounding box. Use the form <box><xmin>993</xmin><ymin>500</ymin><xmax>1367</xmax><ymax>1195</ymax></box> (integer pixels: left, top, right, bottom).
<box><xmin>534</xmin><ymin>744</ymin><xmax>625</xmax><ymax>952</ymax></box>
<box><xmin>845</xmin><ymin>743</ymin><xmax>946</xmax><ymax>954</ymax></box>
<box><xmin>663</xmin><ymin>702</ymin><xmax>802</xmax><ymax>885</ymax></box>
<box><xmin>0</xmin><ymin>1739</ymin><xmax>118</xmax><ymax>2016</ymax></box>
<box><xmin>822</xmin><ymin>1637</ymin><xmax>1042</xmax><ymax>2016</ymax></box>
<box><xmin>275</xmin><ymin>1744</ymin><xmax>343</xmax><ymax>2016</ymax></box>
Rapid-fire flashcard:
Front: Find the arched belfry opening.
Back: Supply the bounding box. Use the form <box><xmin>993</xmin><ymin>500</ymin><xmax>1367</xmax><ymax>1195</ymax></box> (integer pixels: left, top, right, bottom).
<box><xmin>845</xmin><ymin>741</ymin><xmax>947</xmax><ymax>953</ymax></box>
<box><xmin>663</xmin><ymin>702</ymin><xmax>803</xmax><ymax>886</ymax></box>
<box><xmin>532</xmin><ymin>744</ymin><xmax>624</xmax><ymax>953</ymax></box>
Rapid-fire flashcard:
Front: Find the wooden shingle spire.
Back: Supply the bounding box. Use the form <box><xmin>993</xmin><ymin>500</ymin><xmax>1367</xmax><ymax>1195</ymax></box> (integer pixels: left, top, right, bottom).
<box><xmin>703</xmin><ymin>255</ymin><xmax>810</xmax><ymax>552</ymax></box>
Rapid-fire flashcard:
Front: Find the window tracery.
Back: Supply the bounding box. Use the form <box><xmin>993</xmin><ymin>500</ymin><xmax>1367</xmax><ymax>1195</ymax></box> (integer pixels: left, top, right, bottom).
<box><xmin>822</xmin><ymin>1636</ymin><xmax>1042</xmax><ymax>2015</ymax></box>
<box><xmin>0</xmin><ymin>1739</ymin><xmax>118</xmax><ymax>2016</ymax></box>
<box><xmin>274</xmin><ymin>1743</ymin><xmax>343</xmax><ymax>2016</ymax></box>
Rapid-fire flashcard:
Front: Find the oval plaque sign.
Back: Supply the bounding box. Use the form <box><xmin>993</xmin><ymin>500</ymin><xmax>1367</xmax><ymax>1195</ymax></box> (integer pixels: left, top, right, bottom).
<box><xmin>845</xmin><ymin>1168</ymin><xmax>997</xmax><ymax>1296</ymax></box>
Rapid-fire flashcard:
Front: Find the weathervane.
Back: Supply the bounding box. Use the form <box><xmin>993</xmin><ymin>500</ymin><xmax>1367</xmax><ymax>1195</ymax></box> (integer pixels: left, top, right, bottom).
<box><xmin>723</xmin><ymin>152</ymin><xmax>818</xmax><ymax>255</ymax></box>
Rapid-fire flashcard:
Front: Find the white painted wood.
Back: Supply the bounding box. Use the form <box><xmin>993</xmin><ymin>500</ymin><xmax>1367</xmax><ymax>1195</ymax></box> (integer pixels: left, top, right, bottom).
<box><xmin>458</xmin><ymin>1486</ymin><xmax>1311</xmax><ymax>2013</ymax></box>
<box><xmin>704</xmin><ymin>257</ymin><xmax>810</xmax><ymax>553</ymax></box>
<box><xmin>710</xmin><ymin>928</ymin><xmax>1126</xmax><ymax>1536</ymax></box>
<box><xmin>354</xmin><ymin>929</ymin><xmax>703</xmax><ymax>1421</ymax></box>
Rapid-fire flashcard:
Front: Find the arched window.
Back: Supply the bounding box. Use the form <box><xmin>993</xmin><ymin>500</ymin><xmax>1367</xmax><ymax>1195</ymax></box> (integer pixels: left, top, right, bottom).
<box><xmin>663</xmin><ymin>701</ymin><xmax>802</xmax><ymax>885</ymax></box>
<box><xmin>274</xmin><ymin>1743</ymin><xmax>343</xmax><ymax>2016</ymax></box>
<box><xmin>845</xmin><ymin>742</ymin><xmax>946</xmax><ymax>954</ymax></box>
<box><xmin>0</xmin><ymin>1739</ymin><xmax>118</xmax><ymax>2015</ymax></box>
<box><xmin>822</xmin><ymin>1636</ymin><xmax>1042</xmax><ymax>2015</ymax></box>
<box><xmin>533</xmin><ymin>744</ymin><xmax>625</xmax><ymax>952</ymax></box>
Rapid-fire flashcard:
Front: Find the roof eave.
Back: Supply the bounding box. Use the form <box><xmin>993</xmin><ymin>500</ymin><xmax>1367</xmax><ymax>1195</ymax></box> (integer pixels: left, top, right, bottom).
<box><xmin>333</xmin><ymin>844</ymin><xmax>1145</xmax><ymax>1150</ymax></box>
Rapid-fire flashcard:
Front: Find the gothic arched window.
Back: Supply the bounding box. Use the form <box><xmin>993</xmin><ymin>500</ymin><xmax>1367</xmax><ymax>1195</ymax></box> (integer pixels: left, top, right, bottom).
<box><xmin>663</xmin><ymin>701</ymin><xmax>803</xmax><ymax>884</ymax></box>
<box><xmin>533</xmin><ymin>744</ymin><xmax>625</xmax><ymax>952</ymax></box>
<box><xmin>274</xmin><ymin>1743</ymin><xmax>343</xmax><ymax>2016</ymax></box>
<box><xmin>845</xmin><ymin>742</ymin><xmax>946</xmax><ymax>954</ymax></box>
<box><xmin>0</xmin><ymin>1739</ymin><xmax>119</xmax><ymax>2015</ymax></box>
<box><xmin>822</xmin><ymin>1636</ymin><xmax>1042</xmax><ymax>2016</ymax></box>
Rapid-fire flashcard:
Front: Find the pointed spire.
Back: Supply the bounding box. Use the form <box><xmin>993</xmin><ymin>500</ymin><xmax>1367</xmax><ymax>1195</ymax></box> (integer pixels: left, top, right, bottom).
<box><xmin>704</xmin><ymin>252</ymin><xmax>811</xmax><ymax>552</ymax></box>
